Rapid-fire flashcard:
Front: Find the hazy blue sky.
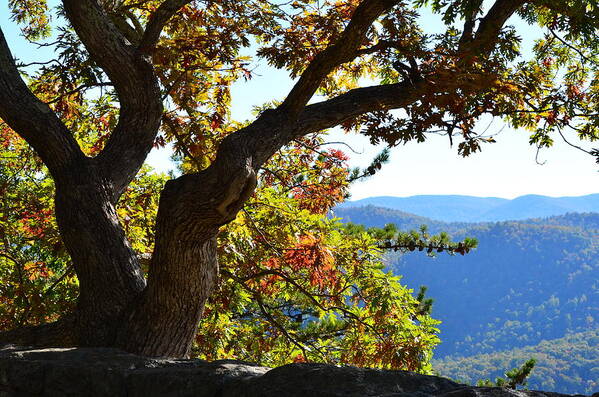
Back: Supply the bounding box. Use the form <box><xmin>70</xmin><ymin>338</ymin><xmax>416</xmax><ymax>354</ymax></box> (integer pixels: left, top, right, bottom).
<box><xmin>2</xmin><ymin>3</ymin><xmax>597</xmax><ymax>200</ymax></box>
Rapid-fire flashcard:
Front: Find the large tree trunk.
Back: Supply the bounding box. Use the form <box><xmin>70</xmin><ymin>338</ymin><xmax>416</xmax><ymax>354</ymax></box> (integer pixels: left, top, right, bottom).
<box><xmin>0</xmin><ymin>150</ymin><xmax>259</xmax><ymax>358</ymax></box>
<box><xmin>0</xmin><ymin>169</ymin><xmax>225</xmax><ymax>357</ymax></box>
<box><xmin>54</xmin><ymin>167</ymin><xmax>147</xmax><ymax>347</ymax></box>
<box><xmin>116</xmin><ymin>236</ymin><xmax>219</xmax><ymax>357</ymax></box>
<box><xmin>0</xmin><ymin>127</ymin><xmax>261</xmax><ymax>357</ymax></box>
<box><xmin>115</xmin><ymin>147</ymin><xmax>258</xmax><ymax>357</ymax></box>
<box><xmin>0</xmin><ymin>110</ymin><xmax>293</xmax><ymax>358</ymax></box>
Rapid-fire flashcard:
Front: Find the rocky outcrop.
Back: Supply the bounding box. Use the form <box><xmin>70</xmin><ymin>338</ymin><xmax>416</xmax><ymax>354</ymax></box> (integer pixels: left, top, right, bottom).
<box><xmin>0</xmin><ymin>346</ymin><xmax>593</xmax><ymax>397</ymax></box>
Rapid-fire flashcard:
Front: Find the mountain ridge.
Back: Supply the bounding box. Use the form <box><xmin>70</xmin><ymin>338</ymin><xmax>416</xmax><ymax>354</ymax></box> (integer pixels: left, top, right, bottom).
<box><xmin>338</xmin><ymin>194</ymin><xmax>599</xmax><ymax>222</ymax></box>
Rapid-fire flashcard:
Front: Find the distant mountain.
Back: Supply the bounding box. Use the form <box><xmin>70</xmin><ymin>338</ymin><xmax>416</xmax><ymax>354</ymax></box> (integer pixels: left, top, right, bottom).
<box><xmin>338</xmin><ymin>195</ymin><xmax>506</xmax><ymax>222</ymax></box>
<box><xmin>434</xmin><ymin>329</ymin><xmax>599</xmax><ymax>394</ymax></box>
<box><xmin>338</xmin><ymin>194</ymin><xmax>599</xmax><ymax>222</ymax></box>
<box><xmin>333</xmin><ymin>204</ymin><xmax>599</xmax><ymax>233</ymax></box>
<box><xmin>331</xmin><ymin>205</ymin><xmax>447</xmax><ymax>230</ymax></box>
<box><xmin>481</xmin><ymin>194</ymin><xmax>599</xmax><ymax>222</ymax></box>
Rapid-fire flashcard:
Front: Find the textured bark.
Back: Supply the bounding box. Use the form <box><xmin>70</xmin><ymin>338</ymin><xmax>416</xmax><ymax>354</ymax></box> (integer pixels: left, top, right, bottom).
<box><xmin>117</xmin><ymin>135</ymin><xmax>260</xmax><ymax>357</ymax></box>
<box><xmin>0</xmin><ymin>30</ymin><xmax>84</xmax><ymax>177</ymax></box>
<box><xmin>63</xmin><ymin>0</ymin><xmax>164</xmax><ymax>199</ymax></box>
<box><xmin>117</xmin><ymin>236</ymin><xmax>219</xmax><ymax>357</ymax></box>
<box><xmin>54</xmin><ymin>169</ymin><xmax>146</xmax><ymax>346</ymax></box>
<box><xmin>471</xmin><ymin>0</ymin><xmax>526</xmax><ymax>54</ymax></box>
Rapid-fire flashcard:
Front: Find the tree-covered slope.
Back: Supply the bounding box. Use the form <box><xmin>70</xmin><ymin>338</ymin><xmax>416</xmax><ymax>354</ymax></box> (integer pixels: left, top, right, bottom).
<box><xmin>332</xmin><ymin>205</ymin><xmax>448</xmax><ymax>230</ymax></box>
<box><xmin>390</xmin><ymin>222</ymin><xmax>599</xmax><ymax>356</ymax></box>
<box><xmin>433</xmin><ymin>329</ymin><xmax>599</xmax><ymax>394</ymax></box>
<box><xmin>393</xmin><ymin>215</ymin><xmax>599</xmax><ymax>358</ymax></box>
<box><xmin>335</xmin><ymin>207</ymin><xmax>599</xmax><ymax>359</ymax></box>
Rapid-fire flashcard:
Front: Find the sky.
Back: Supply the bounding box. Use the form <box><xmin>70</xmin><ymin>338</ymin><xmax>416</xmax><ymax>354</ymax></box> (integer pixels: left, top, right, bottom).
<box><xmin>2</xmin><ymin>3</ymin><xmax>598</xmax><ymax>201</ymax></box>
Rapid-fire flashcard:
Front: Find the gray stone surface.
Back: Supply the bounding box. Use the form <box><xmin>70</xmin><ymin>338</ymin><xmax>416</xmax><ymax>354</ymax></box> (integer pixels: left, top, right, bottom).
<box><xmin>0</xmin><ymin>346</ymin><xmax>591</xmax><ymax>397</ymax></box>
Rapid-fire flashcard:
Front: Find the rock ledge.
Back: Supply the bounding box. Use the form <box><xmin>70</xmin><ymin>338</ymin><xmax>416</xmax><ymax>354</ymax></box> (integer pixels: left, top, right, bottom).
<box><xmin>0</xmin><ymin>346</ymin><xmax>593</xmax><ymax>397</ymax></box>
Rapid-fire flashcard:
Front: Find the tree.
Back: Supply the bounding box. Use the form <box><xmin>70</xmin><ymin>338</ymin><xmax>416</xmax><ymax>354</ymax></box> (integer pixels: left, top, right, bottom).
<box><xmin>477</xmin><ymin>358</ymin><xmax>537</xmax><ymax>389</ymax></box>
<box><xmin>0</xmin><ymin>0</ymin><xmax>597</xmax><ymax>358</ymax></box>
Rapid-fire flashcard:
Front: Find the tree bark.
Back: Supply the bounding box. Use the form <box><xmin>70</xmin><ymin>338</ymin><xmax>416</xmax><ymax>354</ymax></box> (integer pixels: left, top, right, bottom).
<box><xmin>0</xmin><ymin>169</ymin><xmax>147</xmax><ymax>348</ymax></box>
<box><xmin>54</xmin><ymin>167</ymin><xmax>146</xmax><ymax>346</ymax></box>
<box><xmin>117</xmin><ymin>235</ymin><xmax>219</xmax><ymax>357</ymax></box>
<box><xmin>116</xmin><ymin>136</ymin><xmax>259</xmax><ymax>356</ymax></box>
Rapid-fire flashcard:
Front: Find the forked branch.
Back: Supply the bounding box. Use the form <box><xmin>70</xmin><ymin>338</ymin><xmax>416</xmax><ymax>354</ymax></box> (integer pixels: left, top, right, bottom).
<box><xmin>63</xmin><ymin>0</ymin><xmax>163</xmax><ymax>199</ymax></box>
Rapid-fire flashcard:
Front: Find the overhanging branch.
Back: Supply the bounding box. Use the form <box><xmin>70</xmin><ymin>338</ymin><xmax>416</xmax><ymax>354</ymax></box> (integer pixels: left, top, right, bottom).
<box><xmin>294</xmin><ymin>80</ymin><xmax>424</xmax><ymax>137</ymax></box>
<box><xmin>471</xmin><ymin>0</ymin><xmax>526</xmax><ymax>54</ymax></box>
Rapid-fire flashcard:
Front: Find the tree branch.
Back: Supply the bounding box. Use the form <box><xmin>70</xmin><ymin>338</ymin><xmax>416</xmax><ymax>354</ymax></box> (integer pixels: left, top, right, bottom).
<box><xmin>280</xmin><ymin>0</ymin><xmax>401</xmax><ymax>115</ymax></box>
<box><xmin>0</xmin><ymin>28</ymin><xmax>85</xmax><ymax>178</ymax></box>
<box><xmin>354</xmin><ymin>39</ymin><xmax>408</xmax><ymax>57</ymax></box>
<box><xmin>293</xmin><ymin>80</ymin><xmax>423</xmax><ymax>138</ymax></box>
<box><xmin>279</xmin><ymin>1</ymin><xmax>531</xmax><ymax>139</ymax></box>
<box><xmin>62</xmin><ymin>0</ymin><xmax>163</xmax><ymax>200</ymax></box>
<box><xmin>138</xmin><ymin>0</ymin><xmax>194</xmax><ymax>53</ymax></box>
<box><xmin>471</xmin><ymin>0</ymin><xmax>526</xmax><ymax>54</ymax></box>
<box><xmin>458</xmin><ymin>0</ymin><xmax>483</xmax><ymax>50</ymax></box>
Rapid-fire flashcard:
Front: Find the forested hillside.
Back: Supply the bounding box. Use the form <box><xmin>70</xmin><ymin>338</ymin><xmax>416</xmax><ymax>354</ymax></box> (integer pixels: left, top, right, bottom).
<box><xmin>434</xmin><ymin>330</ymin><xmax>599</xmax><ymax>394</ymax></box>
<box><xmin>394</xmin><ymin>218</ymin><xmax>598</xmax><ymax>358</ymax></box>
<box><xmin>335</xmin><ymin>207</ymin><xmax>599</xmax><ymax>354</ymax></box>
<box><xmin>335</xmin><ymin>206</ymin><xmax>599</xmax><ymax>393</ymax></box>
<box><xmin>333</xmin><ymin>205</ymin><xmax>449</xmax><ymax>230</ymax></box>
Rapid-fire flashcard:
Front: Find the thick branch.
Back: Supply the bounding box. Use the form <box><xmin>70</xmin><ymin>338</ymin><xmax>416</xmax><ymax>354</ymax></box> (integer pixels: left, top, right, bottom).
<box><xmin>154</xmin><ymin>81</ymin><xmax>424</xmax><ymax>226</ymax></box>
<box><xmin>471</xmin><ymin>0</ymin><xmax>526</xmax><ymax>54</ymax></box>
<box><xmin>458</xmin><ymin>0</ymin><xmax>483</xmax><ymax>49</ymax></box>
<box><xmin>63</xmin><ymin>0</ymin><xmax>163</xmax><ymax>200</ymax></box>
<box><xmin>280</xmin><ymin>0</ymin><xmax>400</xmax><ymax>115</ymax></box>
<box><xmin>0</xmin><ymin>28</ymin><xmax>85</xmax><ymax>177</ymax></box>
<box><xmin>294</xmin><ymin>80</ymin><xmax>424</xmax><ymax>137</ymax></box>
<box><xmin>281</xmin><ymin>0</ymin><xmax>526</xmax><ymax>132</ymax></box>
<box><xmin>138</xmin><ymin>0</ymin><xmax>194</xmax><ymax>53</ymax></box>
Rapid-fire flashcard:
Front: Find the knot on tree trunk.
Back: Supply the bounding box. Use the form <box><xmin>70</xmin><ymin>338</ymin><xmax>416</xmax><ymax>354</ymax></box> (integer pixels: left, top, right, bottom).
<box><xmin>215</xmin><ymin>166</ymin><xmax>257</xmax><ymax>224</ymax></box>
